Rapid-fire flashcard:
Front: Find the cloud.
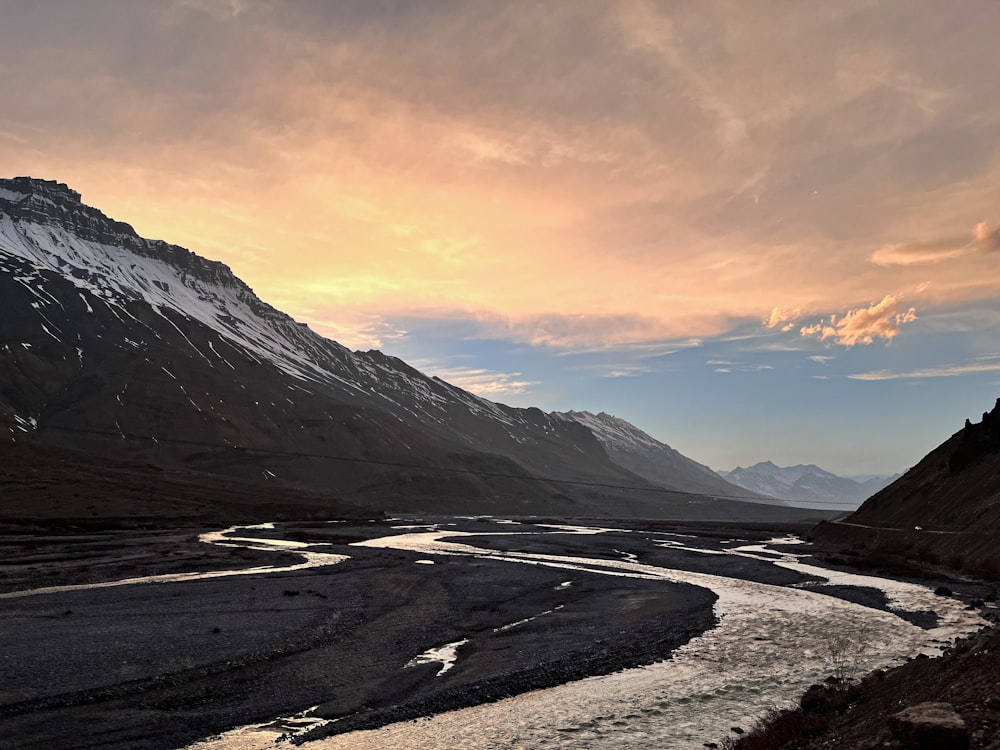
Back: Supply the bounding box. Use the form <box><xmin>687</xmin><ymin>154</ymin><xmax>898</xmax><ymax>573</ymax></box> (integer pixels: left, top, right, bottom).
<box><xmin>707</xmin><ymin>360</ymin><xmax>773</xmax><ymax>373</ymax></box>
<box><xmin>809</xmin><ymin>355</ymin><xmax>835</xmax><ymax>364</ymax></box>
<box><xmin>849</xmin><ymin>359</ymin><xmax>1000</xmax><ymax>381</ymax></box>
<box><xmin>426</xmin><ymin>366</ymin><xmax>539</xmax><ymax>396</ymax></box>
<box><xmin>174</xmin><ymin>0</ymin><xmax>257</xmax><ymax>19</ymax></box>
<box><xmin>285</xmin><ymin>309</ymin><xmax>407</xmax><ymax>351</ymax></box>
<box><xmin>480</xmin><ymin>313</ymin><xmax>718</xmax><ymax>350</ymax></box>
<box><xmin>5</xmin><ymin>1</ymin><xmax>1000</xmax><ymax>356</ymax></box>
<box><xmin>0</xmin><ymin>129</ymin><xmax>27</xmax><ymax>144</ymax></box>
<box><xmin>871</xmin><ymin>220</ymin><xmax>1000</xmax><ymax>266</ymax></box>
<box><xmin>598</xmin><ymin>365</ymin><xmax>651</xmax><ymax>378</ymax></box>
<box><xmin>800</xmin><ymin>295</ymin><xmax>917</xmax><ymax>347</ymax></box>
<box><xmin>763</xmin><ymin>307</ymin><xmax>800</xmax><ymax>331</ymax></box>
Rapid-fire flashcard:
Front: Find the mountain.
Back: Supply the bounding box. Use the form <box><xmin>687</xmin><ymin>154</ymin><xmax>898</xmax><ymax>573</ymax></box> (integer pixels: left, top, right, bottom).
<box><xmin>554</xmin><ymin>411</ymin><xmax>775</xmax><ymax>501</ymax></box>
<box><xmin>0</xmin><ymin>440</ymin><xmax>373</xmax><ymax>529</ymax></box>
<box><xmin>815</xmin><ymin>398</ymin><xmax>1000</xmax><ymax>576</ymax></box>
<box><xmin>0</xmin><ymin>177</ymin><xmax>823</xmax><ymax>522</ymax></box>
<box><xmin>719</xmin><ymin>461</ymin><xmax>897</xmax><ymax>510</ymax></box>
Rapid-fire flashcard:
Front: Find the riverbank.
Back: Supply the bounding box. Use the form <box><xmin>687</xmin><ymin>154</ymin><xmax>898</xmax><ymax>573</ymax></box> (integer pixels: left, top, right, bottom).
<box><xmin>728</xmin><ymin>620</ymin><xmax>1000</xmax><ymax>749</ymax></box>
<box><xmin>0</xmin><ymin>519</ymin><xmax>717</xmax><ymax>750</ymax></box>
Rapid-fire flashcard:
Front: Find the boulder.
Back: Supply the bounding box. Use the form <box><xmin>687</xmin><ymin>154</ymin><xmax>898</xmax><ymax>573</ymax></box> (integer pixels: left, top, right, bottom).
<box><xmin>889</xmin><ymin>702</ymin><xmax>968</xmax><ymax>749</ymax></box>
<box><xmin>800</xmin><ymin>684</ymin><xmax>832</xmax><ymax>713</ymax></box>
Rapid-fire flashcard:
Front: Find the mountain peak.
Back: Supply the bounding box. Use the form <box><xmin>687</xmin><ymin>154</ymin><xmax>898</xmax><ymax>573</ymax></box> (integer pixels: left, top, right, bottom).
<box><xmin>722</xmin><ymin>460</ymin><xmax>896</xmax><ymax>509</ymax></box>
<box><xmin>0</xmin><ymin>176</ymin><xmax>819</xmax><ymax>523</ymax></box>
<box><xmin>0</xmin><ymin>176</ymin><xmax>255</xmax><ymax>297</ymax></box>
<box><xmin>0</xmin><ymin>176</ymin><xmax>144</xmax><ymax>250</ymax></box>
<box><xmin>0</xmin><ymin>176</ymin><xmax>83</xmax><ymax>204</ymax></box>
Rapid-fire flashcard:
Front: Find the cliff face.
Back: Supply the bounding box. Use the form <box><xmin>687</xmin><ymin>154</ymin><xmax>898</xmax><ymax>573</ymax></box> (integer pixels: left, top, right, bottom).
<box><xmin>815</xmin><ymin>398</ymin><xmax>1000</xmax><ymax>576</ymax></box>
<box><xmin>0</xmin><ymin>177</ymin><xmax>242</xmax><ymax>287</ymax></box>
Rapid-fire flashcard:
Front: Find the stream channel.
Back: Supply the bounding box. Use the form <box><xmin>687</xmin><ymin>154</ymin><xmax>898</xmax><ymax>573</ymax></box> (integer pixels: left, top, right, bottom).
<box><xmin>171</xmin><ymin>518</ymin><xmax>986</xmax><ymax>750</ymax></box>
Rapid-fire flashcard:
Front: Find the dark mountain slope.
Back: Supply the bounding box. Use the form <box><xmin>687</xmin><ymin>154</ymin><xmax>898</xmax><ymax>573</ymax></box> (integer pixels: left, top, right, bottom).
<box><xmin>554</xmin><ymin>410</ymin><xmax>773</xmax><ymax>500</ymax></box>
<box><xmin>815</xmin><ymin>397</ymin><xmax>1000</xmax><ymax>575</ymax></box>
<box><xmin>0</xmin><ymin>440</ymin><xmax>372</xmax><ymax>529</ymax></box>
<box><xmin>0</xmin><ymin>177</ymin><xmax>819</xmax><ymax>521</ymax></box>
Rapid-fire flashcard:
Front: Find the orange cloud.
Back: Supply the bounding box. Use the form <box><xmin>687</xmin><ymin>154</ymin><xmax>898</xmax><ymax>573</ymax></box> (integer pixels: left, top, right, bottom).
<box><xmin>3</xmin><ymin>2</ymin><xmax>1000</xmax><ymax>353</ymax></box>
<box><xmin>800</xmin><ymin>296</ymin><xmax>917</xmax><ymax>347</ymax></box>
<box><xmin>763</xmin><ymin>307</ymin><xmax>801</xmax><ymax>331</ymax></box>
<box><xmin>871</xmin><ymin>220</ymin><xmax>1000</xmax><ymax>266</ymax></box>
<box><xmin>425</xmin><ymin>367</ymin><xmax>539</xmax><ymax>396</ymax></box>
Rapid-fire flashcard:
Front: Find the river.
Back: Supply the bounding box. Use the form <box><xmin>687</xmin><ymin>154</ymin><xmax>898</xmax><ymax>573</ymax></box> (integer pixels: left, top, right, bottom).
<box><xmin>180</xmin><ymin>518</ymin><xmax>984</xmax><ymax>750</ymax></box>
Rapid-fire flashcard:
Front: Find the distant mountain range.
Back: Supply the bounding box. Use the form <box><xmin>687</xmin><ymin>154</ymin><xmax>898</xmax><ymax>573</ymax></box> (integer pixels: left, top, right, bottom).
<box><xmin>719</xmin><ymin>461</ymin><xmax>897</xmax><ymax>510</ymax></box>
<box><xmin>0</xmin><ymin>176</ymin><xmax>818</xmax><ymax>522</ymax></box>
<box><xmin>557</xmin><ymin>411</ymin><xmax>772</xmax><ymax>500</ymax></box>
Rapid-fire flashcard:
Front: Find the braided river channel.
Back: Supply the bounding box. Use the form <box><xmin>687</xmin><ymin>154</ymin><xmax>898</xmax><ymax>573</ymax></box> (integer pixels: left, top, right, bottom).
<box><xmin>170</xmin><ymin>517</ymin><xmax>986</xmax><ymax>750</ymax></box>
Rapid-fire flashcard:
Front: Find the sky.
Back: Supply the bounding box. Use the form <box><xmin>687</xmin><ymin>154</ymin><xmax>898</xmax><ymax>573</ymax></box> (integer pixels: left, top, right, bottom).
<box><xmin>2</xmin><ymin>0</ymin><xmax>1000</xmax><ymax>476</ymax></box>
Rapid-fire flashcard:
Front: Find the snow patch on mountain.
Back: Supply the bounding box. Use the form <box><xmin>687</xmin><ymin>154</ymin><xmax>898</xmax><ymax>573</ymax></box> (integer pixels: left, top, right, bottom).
<box><xmin>0</xmin><ymin>178</ymin><xmax>621</xmax><ymax>482</ymax></box>
<box><xmin>719</xmin><ymin>461</ymin><xmax>898</xmax><ymax>510</ymax></box>
<box><xmin>555</xmin><ymin>411</ymin><xmax>664</xmax><ymax>453</ymax></box>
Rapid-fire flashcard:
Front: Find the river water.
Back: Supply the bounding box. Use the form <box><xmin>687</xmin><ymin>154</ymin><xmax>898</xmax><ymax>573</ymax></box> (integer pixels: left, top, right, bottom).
<box><xmin>0</xmin><ymin>523</ymin><xmax>348</xmax><ymax>600</ymax></box>
<box><xmin>182</xmin><ymin>519</ymin><xmax>984</xmax><ymax>750</ymax></box>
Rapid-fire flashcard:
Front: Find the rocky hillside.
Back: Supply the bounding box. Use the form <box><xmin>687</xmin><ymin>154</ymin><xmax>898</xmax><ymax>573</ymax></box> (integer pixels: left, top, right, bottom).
<box><xmin>0</xmin><ymin>177</ymin><xmax>820</xmax><ymax>522</ymax></box>
<box><xmin>0</xmin><ymin>440</ymin><xmax>373</xmax><ymax>529</ymax></box>
<box><xmin>815</xmin><ymin>398</ymin><xmax>1000</xmax><ymax>576</ymax></box>
<box><xmin>731</xmin><ymin>625</ymin><xmax>1000</xmax><ymax>750</ymax></box>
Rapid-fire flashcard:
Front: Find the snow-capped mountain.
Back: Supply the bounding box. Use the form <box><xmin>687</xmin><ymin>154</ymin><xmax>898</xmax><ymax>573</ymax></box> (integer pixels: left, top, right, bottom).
<box><xmin>719</xmin><ymin>461</ymin><xmax>897</xmax><ymax>510</ymax></box>
<box><xmin>0</xmin><ymin>177</ymin><xmax>823</xmax><ymax>520</ymax></box>
<box><xmin>554</xmin><ymin>411</ymin><xmax>776</xmax><ymax>501</ymax></box>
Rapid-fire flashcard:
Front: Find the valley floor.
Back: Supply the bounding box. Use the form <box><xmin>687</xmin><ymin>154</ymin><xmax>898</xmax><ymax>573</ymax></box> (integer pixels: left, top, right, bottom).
<box><xmin>0</xmin><ymin>515</ymin><xmax>993</xmax><ymax>750</ymax></box>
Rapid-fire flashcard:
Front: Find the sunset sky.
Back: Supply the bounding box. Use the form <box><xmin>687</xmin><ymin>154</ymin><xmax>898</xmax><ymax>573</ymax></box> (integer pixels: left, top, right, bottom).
<box><xmin>3</xmin><ymin>0</ymin><xmax>1000</xmax><ymax>476</ymax></box>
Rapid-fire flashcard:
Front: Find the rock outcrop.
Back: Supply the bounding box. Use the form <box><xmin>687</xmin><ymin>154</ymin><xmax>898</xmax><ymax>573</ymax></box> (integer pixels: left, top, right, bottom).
<box><xmin>890</xmin><ymin>702</ymin><xmax>969</xmax><ymax>750</ymax></box>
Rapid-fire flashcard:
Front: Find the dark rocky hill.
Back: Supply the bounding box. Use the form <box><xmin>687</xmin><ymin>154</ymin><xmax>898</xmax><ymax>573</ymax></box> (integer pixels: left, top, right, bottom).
<box><xmin>815</xmin><ymin>397</ymin><xmax>1000</xmax><ymax>576</ymax></box>
<box><xmin>0</xmin><ymin>177</ymin><xmax>821</xmax><ymax>522</ymax></box>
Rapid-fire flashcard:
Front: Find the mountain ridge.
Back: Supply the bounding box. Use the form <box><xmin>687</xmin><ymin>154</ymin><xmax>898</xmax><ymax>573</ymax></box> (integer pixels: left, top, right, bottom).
<box><xmin>720</xmin><ymin>460</ymin><xmax>897</xmax><ymax>510</ymax></box>
<box><xmin>555</xmin><ymin>410</ymin><xmax>774</xmax><ymax>502</ymax></box>
<box><xmin>0</xmin><ymin>176</ymin><xmax>825</xmax><ymax>521</ymax></box>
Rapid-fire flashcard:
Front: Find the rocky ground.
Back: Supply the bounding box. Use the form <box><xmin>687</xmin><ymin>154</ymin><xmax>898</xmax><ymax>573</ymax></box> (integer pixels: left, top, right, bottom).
<box><xmin>3</xmin><ymin>442</ymin><xmax>997</xmax><ymax>750</ymax></box>
<box><xmin>0</xmin><ymin>519</ymin><xmax>718</xmax><ymax>750</ymax></box>
<box><xmin>728</xmin><ymin>621</ymin><xmax>1000</xmax><ymax>750</ymax></box>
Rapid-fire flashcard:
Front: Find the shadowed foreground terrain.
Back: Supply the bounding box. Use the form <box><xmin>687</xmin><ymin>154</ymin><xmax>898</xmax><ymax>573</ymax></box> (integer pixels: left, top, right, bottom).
<box><xmin>0</xmin><ymin>442</ymin><xmax>373</xmax><ymax>530</ymax></box>
<box><xmin>2</xmin><ymin>441</ymin><xmax>995</xmax><ymax>750</ymax></box>
<box><xmin>815</xmin><ymin>399</ymin><xmax>1000</xmax><ymax>578</ymax></box>
<box><xmin>729</xmin><ymin>626</ymin><xmax>1000</xmax><ymax>750</ymax></box>
<box><xmin>0</xmin><ymin>519</ymin><xmax>717</xmax><ymax>750</ymax></box>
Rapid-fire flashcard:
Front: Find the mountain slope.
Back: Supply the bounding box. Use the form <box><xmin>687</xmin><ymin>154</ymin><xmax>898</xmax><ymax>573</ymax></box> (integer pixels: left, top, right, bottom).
<box><xmin>554</xmin><ymin>411</ymin><xmax>776</xmax><ymax>501</ymax></box>
<box><xmin>721</xmin><ymin>461</ymin><xmax>896</xmax><ymax>510</ymax></box>
<box><xmin>0</xmin><ymin>177</ymin><xmax>821</xmax><ymax>521</ymax></box>
<box><xmin>815</xmin><ymin>398</ymin><xmax>1000</xmax><ymax>575</ymax></box>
